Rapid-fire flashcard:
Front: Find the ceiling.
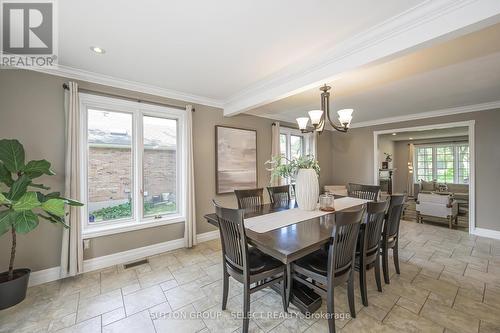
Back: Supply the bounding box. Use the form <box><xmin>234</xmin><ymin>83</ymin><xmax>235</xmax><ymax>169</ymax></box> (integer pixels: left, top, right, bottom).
<box><xmin>379</xmin><ymin>127</ymin><xmax>468</xmax><ymax>142</ymax></box>
<box><xmin>57</xmin><ymin>0</ymin><xmax>425</xmax><ymax>101</ymax></box>
<box><xmin>246</xmin><ymin>23</ymin><xmax>500</xmax><ymax>126</ymax></box>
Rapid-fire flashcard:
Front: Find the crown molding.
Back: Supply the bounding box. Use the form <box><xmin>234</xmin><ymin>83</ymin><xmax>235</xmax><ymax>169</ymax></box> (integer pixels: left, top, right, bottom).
<box><xmin>30</xmin><ymin>65</ymin><xmax>224</xmax><ymax>108</ymax></box>
<box><xmin>349</xmin><ymin>101</ymin><xmax>500</xmax><ymax>128</ymax></box>
<box><xmin>223</xmin><ymin>0</ymin><xmax>500</xmax><ymax>116</ymax></box>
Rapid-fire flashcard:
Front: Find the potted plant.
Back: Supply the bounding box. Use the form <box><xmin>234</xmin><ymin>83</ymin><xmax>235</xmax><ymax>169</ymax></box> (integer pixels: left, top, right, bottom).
<box><xmin>266</xmin><ymin>155</ymin><xmax>320</xmax><ymax>210</ymax></box>
<box><xmin>0</xmin><ymin>139</ymin><xmax>83</xmax><ymax>310</ymax></box>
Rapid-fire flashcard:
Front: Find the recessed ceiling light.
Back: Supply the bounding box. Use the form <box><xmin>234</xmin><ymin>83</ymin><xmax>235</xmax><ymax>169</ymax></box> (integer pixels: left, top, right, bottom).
<box><xmin>90</xmin><ymin>46</ymin><xmax>105</xmax><ymax>54</ymax></box>
<box><xmin>392</xmin><ymin>133</ymin><xmax>397</xmax><ymax>136</ymax></box>
<box><xmin>409</xmin><ymin>137</ymin><xmax>414</xmax><ymax>140</ymax></box>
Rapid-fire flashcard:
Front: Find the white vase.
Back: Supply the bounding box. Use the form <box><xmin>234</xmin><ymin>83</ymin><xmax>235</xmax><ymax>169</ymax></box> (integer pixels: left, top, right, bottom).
<box><xmin>295</xmin><ymin>168</ymin><xmax>319</xmax><ymax>211</ymax></box>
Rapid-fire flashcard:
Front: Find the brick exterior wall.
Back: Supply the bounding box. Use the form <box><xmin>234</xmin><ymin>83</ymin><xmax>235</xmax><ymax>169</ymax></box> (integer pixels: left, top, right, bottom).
<box><xmin>88</xmin><ymin>147</ymin><xmax>176</xmax><ymax>204</ymax></box>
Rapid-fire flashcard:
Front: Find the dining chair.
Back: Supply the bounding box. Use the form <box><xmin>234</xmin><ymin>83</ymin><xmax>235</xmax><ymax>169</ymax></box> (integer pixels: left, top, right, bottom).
<box><xmin>347</xmin><ymin>183</ymin><xmax>381</xmax><ymax>201</ymax></box>
<box><xmin>381</xmin><ymin>194</ymin><xmax>406</xmax><ymax>284</ymax></box>
<box><xmin>266</xmin><ymin>185</ymin><xmax>291</xmax><ymax>204</ymax></box>
<box><xmin>288</xmin><ymin>207</ymin><xmax>365</xmax><ymax>333</ymax></box>
<box><xmin>234</xmin><ymin>188</ymin><xmax>264</xmax><ymax>209</ymax></box>
<box><xmin>355</xmin><ymin>200</ymin><xmax>389</xmax><ymax>306</ymax></box>
<box><xmin>213</xmin><ymin>201</ymin><xmax>287</xmax><ymax>333</ymax></box>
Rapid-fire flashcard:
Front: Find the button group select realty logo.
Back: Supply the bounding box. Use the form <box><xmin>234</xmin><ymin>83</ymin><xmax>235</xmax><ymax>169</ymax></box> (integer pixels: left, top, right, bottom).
<box><xmin>1</xmin><ymin>0</ymin><xmax>57</xmax><ymax>67</ymax></box>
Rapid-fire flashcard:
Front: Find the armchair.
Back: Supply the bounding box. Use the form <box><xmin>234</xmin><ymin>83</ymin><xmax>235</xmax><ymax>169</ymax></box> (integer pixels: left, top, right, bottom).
<box><xmin>416</xmin><ymin>193</ymin><xmax>458</xmax><ymax>229</ymax></box>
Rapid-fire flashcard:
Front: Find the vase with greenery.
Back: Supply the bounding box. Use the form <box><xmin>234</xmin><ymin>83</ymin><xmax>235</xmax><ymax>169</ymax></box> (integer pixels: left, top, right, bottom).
<box><xmin>0</xmin><ymin>139</ymin><xmax>83</xmax><ymax>309</ymax></box>
<box><xmin>266</xmin><ymin>155</ymin><xmax>320</xmax><ymax>210</ymax></box>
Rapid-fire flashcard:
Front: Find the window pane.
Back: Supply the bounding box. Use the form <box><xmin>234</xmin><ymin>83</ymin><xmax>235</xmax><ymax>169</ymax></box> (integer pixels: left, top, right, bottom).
<box><xmin>290</xmin><ymin>135</ymin><xmax>303</xmax><ymax>159</ymax></box>
<box><xmin>87</xmin><ymin>110</ymin><xmax>133</xmax><ymax>223</ymax></box>
<box><xmin>143</xmin><ymin>116</ymin><xmax>177</xmax><ymax>218</ymax></box>
<box><xmin>280</xmin><ymin>134</ymin><xmax>287</xmax><ymax>158</ymax></box>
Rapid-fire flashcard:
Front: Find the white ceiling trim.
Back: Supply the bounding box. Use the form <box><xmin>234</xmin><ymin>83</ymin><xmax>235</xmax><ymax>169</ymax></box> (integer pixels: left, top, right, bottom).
<box><xmin>223</xmin><ymin>0</ymin><xmax>500</xmax><ymax>116</ymax></box>
<box><xmin>349</xmin><ymin>101</ymin><xmax>500</xmax><ymax>128</ymax></box>
<box><xmin>30</xmin><ymin>65</ymin><xmax>224</xmax><ymax>108</ymax></box>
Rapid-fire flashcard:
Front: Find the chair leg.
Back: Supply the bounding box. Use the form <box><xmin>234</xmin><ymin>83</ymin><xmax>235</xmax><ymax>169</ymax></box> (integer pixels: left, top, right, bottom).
<box><xmin>347</xmin><ymin>273</ymin><xmax>356</xmax><ymax>318</ymax></box>
<box><xmin>281</xmin><ymin>269</ymin><xmax>288</xmax><ymax>312</ymax></box>
<box><xmin>448</xmin><ymin>216</ymin><xmax>452</xmax><ymax>229</ymax></box>
<box><xmin>326</xmin><ymin>284</ymin><xmax>336</xmax><ymax>333</ymax></box>
<box><xmin>374</xmin><ymin>253</ymin><xmax>383</xmax><ymax>292</ymax></box>
<box><xmin>243</xmin><ymin>287</ymin><xmax>250</xmax><ymax>333</ymax></box>
<box><xmin>393</xmin><ymin>241</ymin><xmax>400</xmax><ymax>275</ymax></box>
<box><xmin>382</xmin><ymin>246</ymin><xmax>390</xmax><ymax>284</ymax></box>
<box><xmin>222</xmin><ymin>270</ymin><xmax>229</xmax><ymax>310</ymax></box>
<box><xmin>359</xmin><ymin>262</ymin><xmax>368</xmax><ymax>306</ymax></box>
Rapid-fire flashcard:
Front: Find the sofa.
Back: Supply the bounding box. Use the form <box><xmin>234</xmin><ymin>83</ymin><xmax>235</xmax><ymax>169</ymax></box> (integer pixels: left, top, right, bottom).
<box><xmin>414</xmin><ymin>180</ymin><xmax>468</xmax><ymax>203</ymax></box>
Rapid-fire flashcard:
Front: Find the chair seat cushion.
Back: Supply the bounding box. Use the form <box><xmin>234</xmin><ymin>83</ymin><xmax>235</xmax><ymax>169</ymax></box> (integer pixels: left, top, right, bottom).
<box><xmin>228</xmin><ymin>247</ymin><xmax>283</xmax><ymax>275</ymax></box>
<box><xmin>295</xmin><ymin>250</ymin><xmax>329</xmax><ymax>276</ymax></box>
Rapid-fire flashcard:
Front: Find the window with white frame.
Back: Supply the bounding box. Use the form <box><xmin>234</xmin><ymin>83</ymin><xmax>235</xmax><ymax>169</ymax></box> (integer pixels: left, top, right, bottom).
<box><xmin>414</xmin><ymin>143</ymin><xmax>469</xmax><ymax>184</ymax></box>
<box><xmin>279</xmin><ymin>127</ymin><xmax>305</xmax><ymax>160</ymax></box>
<box><xmin>80</xmin><ymin>94</ymin><xmax>185</xmax><ymax>235</ymax></box>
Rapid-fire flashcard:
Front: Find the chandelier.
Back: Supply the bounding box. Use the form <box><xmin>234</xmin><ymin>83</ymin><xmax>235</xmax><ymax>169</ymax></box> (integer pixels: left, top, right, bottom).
<box><xmin>296</xmin><ymin>85</ymin><xmax>353</xmax><ymax>134</ymax></box>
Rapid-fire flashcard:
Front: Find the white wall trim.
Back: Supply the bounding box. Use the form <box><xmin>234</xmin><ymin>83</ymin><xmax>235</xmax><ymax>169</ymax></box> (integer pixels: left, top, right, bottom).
<box><xmin>373</xmin><ymin>120</ymin><xmax>476</xmax><ymax>234</ymax></box>
<box><xmin>350</xmin><ymin>101</ymin><xmax>500</xmax><ymax>128</ymax></box>
<box><xmin>223</xmin><ymin>0</ymin><xmax>500</xmax><ymax>115</ymax></box>
<box><xmin>196</xmin><ymin>230</ymin><xmax>220</xmax><ymax>243</ymax></box>
<box><xmin>28</xmin><ymin>267</ymin><xmax>62</xmax><ymax>287</ymax></box>
<box><xmin>471</xmin><ymin>227</ymin><xmax>500</xmax><ymax>241</ymax></box>
<box><xmin>30</xmin><ymin>65</ymin><xmax>224</xmax><ymax>108</ymax></box>
<box><xmin>28</xmin><ymin>230</ymin><xmax>220</xmax><ymax>287</ymax></box>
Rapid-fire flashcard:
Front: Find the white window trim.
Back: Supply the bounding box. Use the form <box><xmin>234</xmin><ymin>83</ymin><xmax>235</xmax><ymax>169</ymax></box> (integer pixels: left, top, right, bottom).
<box><xmin>413</xmin><ymin>142</ymin><xmax>469</xmax><ymax>184</ymax></box>
<box><xmin>79</xmin><ymin>93</ymin><xmax>187</xmax><ymax>239</ymax></box>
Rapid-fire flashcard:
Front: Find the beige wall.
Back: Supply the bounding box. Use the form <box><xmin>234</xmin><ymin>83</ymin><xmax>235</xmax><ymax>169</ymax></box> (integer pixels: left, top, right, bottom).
<box><xmin>330</xmin><ymin>109</ymin><xmax>500</xmax><ymax>232</ymax></box>
<box><xmin>0</xmin><ymin>69</ymin><xmax>333</xmax><ymax>271</ymax></box>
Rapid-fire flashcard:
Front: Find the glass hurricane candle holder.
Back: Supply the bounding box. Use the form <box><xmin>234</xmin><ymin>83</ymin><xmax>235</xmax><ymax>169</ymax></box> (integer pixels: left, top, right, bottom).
<box><xmin>319</xmin><ymin>193</ymin><xmax>335</xmax><ymax>212</ymax></box>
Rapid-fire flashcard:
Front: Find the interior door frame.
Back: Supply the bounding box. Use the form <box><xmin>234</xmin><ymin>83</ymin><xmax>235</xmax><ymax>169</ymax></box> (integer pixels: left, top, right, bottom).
<box><xmin>373</xmin><ymin>120</ymin><xmax>475</xmax><ymax>233</ymax></box>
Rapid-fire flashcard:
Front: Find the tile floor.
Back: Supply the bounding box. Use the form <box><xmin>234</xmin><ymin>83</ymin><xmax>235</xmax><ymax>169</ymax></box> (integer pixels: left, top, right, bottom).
<box><xmin>1</xmin><ymin>220</ymin><xmax>500</xmax><ymax>333</ymax></box>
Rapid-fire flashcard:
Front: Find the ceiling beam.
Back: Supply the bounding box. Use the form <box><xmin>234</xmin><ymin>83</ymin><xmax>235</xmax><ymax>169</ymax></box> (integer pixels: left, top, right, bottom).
<box><xmin>223</xmin><ymin>0</ymin><xmax>500</xmax><ymax>116</ymax></box>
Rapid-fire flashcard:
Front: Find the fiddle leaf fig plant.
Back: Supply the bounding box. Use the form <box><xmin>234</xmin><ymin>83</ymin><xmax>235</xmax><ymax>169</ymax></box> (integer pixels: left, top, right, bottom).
<box><xmin>0</xmin><ymin>139</ymin><xmax>83</xmax><ymax>281</ymax></box>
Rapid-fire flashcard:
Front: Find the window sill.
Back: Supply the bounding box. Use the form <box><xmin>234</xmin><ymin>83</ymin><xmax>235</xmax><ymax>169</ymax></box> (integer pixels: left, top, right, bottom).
<box><xmin>82</xmin><ymin>215</ymin><xmax>185</xmax><ymax>239</ymax></box>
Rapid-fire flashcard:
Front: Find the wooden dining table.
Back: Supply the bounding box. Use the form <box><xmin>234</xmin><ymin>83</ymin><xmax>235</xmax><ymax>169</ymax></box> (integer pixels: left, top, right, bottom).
<box><xmin>203</xmin><ymin>197</ymin><xmax>367</xmax><ymax>313</ymax></box>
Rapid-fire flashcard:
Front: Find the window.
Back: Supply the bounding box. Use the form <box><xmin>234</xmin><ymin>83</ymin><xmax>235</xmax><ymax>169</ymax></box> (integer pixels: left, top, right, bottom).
<box><xmin>80</xmin><ymin>94</ymin><xmax>185</xmax><ymax>236</ymax></box>
<box><xmin>414</xmin><ymin>143</ymin><xmax>469</xmax><ymax>184</ymax></box>
<box><xmin>279</xmin><ymin>128</ymin><xmax>305</xmax><ymax>160</ymax></box>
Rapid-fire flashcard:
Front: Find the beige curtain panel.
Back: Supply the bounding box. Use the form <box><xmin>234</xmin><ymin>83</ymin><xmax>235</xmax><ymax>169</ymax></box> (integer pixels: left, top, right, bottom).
<box><xmin>407</xmin><ymin>143</ymin><xmax>415</xmax><ymax>197</ymax></box>
<box><xmin>270</xmin><ymin>122</ymin><xmax>282</xmax><ymax>186</ymax></box>
<box><xmin>60</xmin><ymin>81</ymin><xmax>84</xmax><ymax>277</ymax></box>
<box><xmin>184</xmin><ymin>105</ymin><xmax>197</xmax><ymax>248</ymax></box>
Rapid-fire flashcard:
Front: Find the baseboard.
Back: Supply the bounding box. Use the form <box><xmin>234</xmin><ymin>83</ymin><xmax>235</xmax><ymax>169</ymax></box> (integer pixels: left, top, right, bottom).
<box><xmin>196</xmin><ymin>230</ymin><xmax>219</xmax><ymax>243</ymax></box>
<box><xmin>471</xmin><ymin>227</ymin><xmax>500</xmax><ymax>241</ymax></box>
<box><xmin>83</xmin><ymin>237</ymin><xmax>186</xmax><ymax>273</ymax></box>
<box><xmin>28</xmin><ymin>266</ymin><xmax>61</xmax><ymax>287</ymax></box>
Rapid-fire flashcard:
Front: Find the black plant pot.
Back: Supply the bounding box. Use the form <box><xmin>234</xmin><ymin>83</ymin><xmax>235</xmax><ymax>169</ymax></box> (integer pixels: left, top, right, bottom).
<box><xmin>0</xmin><ymin>268</ymin><xmax>31</xmax><ymax>310</ymax></box>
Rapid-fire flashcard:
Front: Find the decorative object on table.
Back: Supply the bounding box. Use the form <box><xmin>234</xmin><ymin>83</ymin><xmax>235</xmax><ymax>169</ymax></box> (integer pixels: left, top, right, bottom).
<box><xmin>266</xmin><ymin>155</ymin><xmax>320</xmax><ymax>211</ymax></box>
<box><xmin>381</xmin><ymin>161</ymin><xmax>388</xmax><ymax>169</ymax></box>
<box><xmin>437</xmin><ymin>183</ymin><xmax>449</xmax><ymax>192</ymax></box>
<box><xmin>215</xmin><ymin>126</ymin><xmax>257</xmax><ymax>194</ymax></box>
<box><xmin>319</xmin><ymin>193</ymin><xmax>335</xmax><ymax>211</ymax></box>
<box><xmin>384</xmin><ymin>153</ymin><xmax>393</xmax><ymax>163</ymax></box>
<box><xmin>296</xmin><ymin>85</ymin><xmax>353</xmax><ymax>134</ymax></box>
<box><xmin>0</xmin><ymin>139</ymin><xmax>83</xmax><ymax>310</ymax></box>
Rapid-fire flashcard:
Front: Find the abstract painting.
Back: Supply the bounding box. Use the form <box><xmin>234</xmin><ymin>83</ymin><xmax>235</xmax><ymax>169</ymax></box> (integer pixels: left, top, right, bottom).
<box><xmin>216</xmin><ymin>126</ymin><xmax>257</xmax><ymax>194</ymax></box>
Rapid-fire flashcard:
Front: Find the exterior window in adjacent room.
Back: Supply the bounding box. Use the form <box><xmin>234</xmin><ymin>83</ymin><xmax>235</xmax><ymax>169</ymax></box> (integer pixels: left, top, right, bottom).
<box><xmin>279</xmin><ymin>127</ymin><xmax>305</xmax><ymax>160</ymax></box>
<box><xmin>80</xmin><ymin>93</ymin><xmax>186</xmax><ymax>237</ymax></box>
<box><xmin>414</xmin><ymin>143</ymin><xmax>469</xmax><ymax>184</ymax></box>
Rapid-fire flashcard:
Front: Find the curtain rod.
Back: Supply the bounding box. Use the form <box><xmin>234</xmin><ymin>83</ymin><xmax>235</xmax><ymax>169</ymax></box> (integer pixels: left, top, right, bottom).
<box><xmin>62</xmin><ymin>83</ymin><xmax>195</xmax><ymax>112</ymax></box>
<box><xmin>272</xmin><ymin>122</ymin><xmax>299</xmax><ymax>130</ymax></box>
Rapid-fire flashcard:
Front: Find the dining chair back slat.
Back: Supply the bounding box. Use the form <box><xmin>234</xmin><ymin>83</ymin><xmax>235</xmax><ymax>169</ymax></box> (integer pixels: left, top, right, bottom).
<box><xmin>347</xmin><ymin>183</ymin><xmax>381</xmax><ymax>201</ymax></box>
<box><xmin>214</xmin><ymin>202</ymin><xmax>247</xmax><ymax>271</ymax></box>
<box><xmin>266</xmin><ymin>185</ymin><xmax>291</xmax><ymax>204</ymax></box>
<box><xmin>235</xmin><ymin>188</ymin><xmax>264</xmax><ymax>209</ymax></box>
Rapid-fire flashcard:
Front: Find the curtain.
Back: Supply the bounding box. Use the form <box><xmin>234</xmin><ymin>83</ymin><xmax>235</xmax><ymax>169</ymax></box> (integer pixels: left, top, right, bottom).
<box><xmin>407</xmin><ymin>143</ymin><xmax>415</xmax><ymax>197</ymax></box>
<box><xmin>270</xmin><ymin>122</ymin><xmax>282</xmax><ymax>186</ymax></box>
<box><xmin>184</xmin><ymin>105</ymin><xmax>197</xmax><ymax>248</ymax></box>
<box><xmin>305</xmin><ymin>131</ymin><xmax>317</xmax><ymax>158</ymax></box>
<box><xmin>60</xmin><ymin>81</ymin><xmax>83</xmax><ymax>277</ymax></box>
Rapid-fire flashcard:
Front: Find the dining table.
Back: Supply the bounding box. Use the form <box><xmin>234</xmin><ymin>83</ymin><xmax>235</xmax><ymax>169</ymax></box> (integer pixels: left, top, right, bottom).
<box><xmin>203</xmin><ymin>196</ymin><xmax>368</xmax><ymax>314</ymax></box>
